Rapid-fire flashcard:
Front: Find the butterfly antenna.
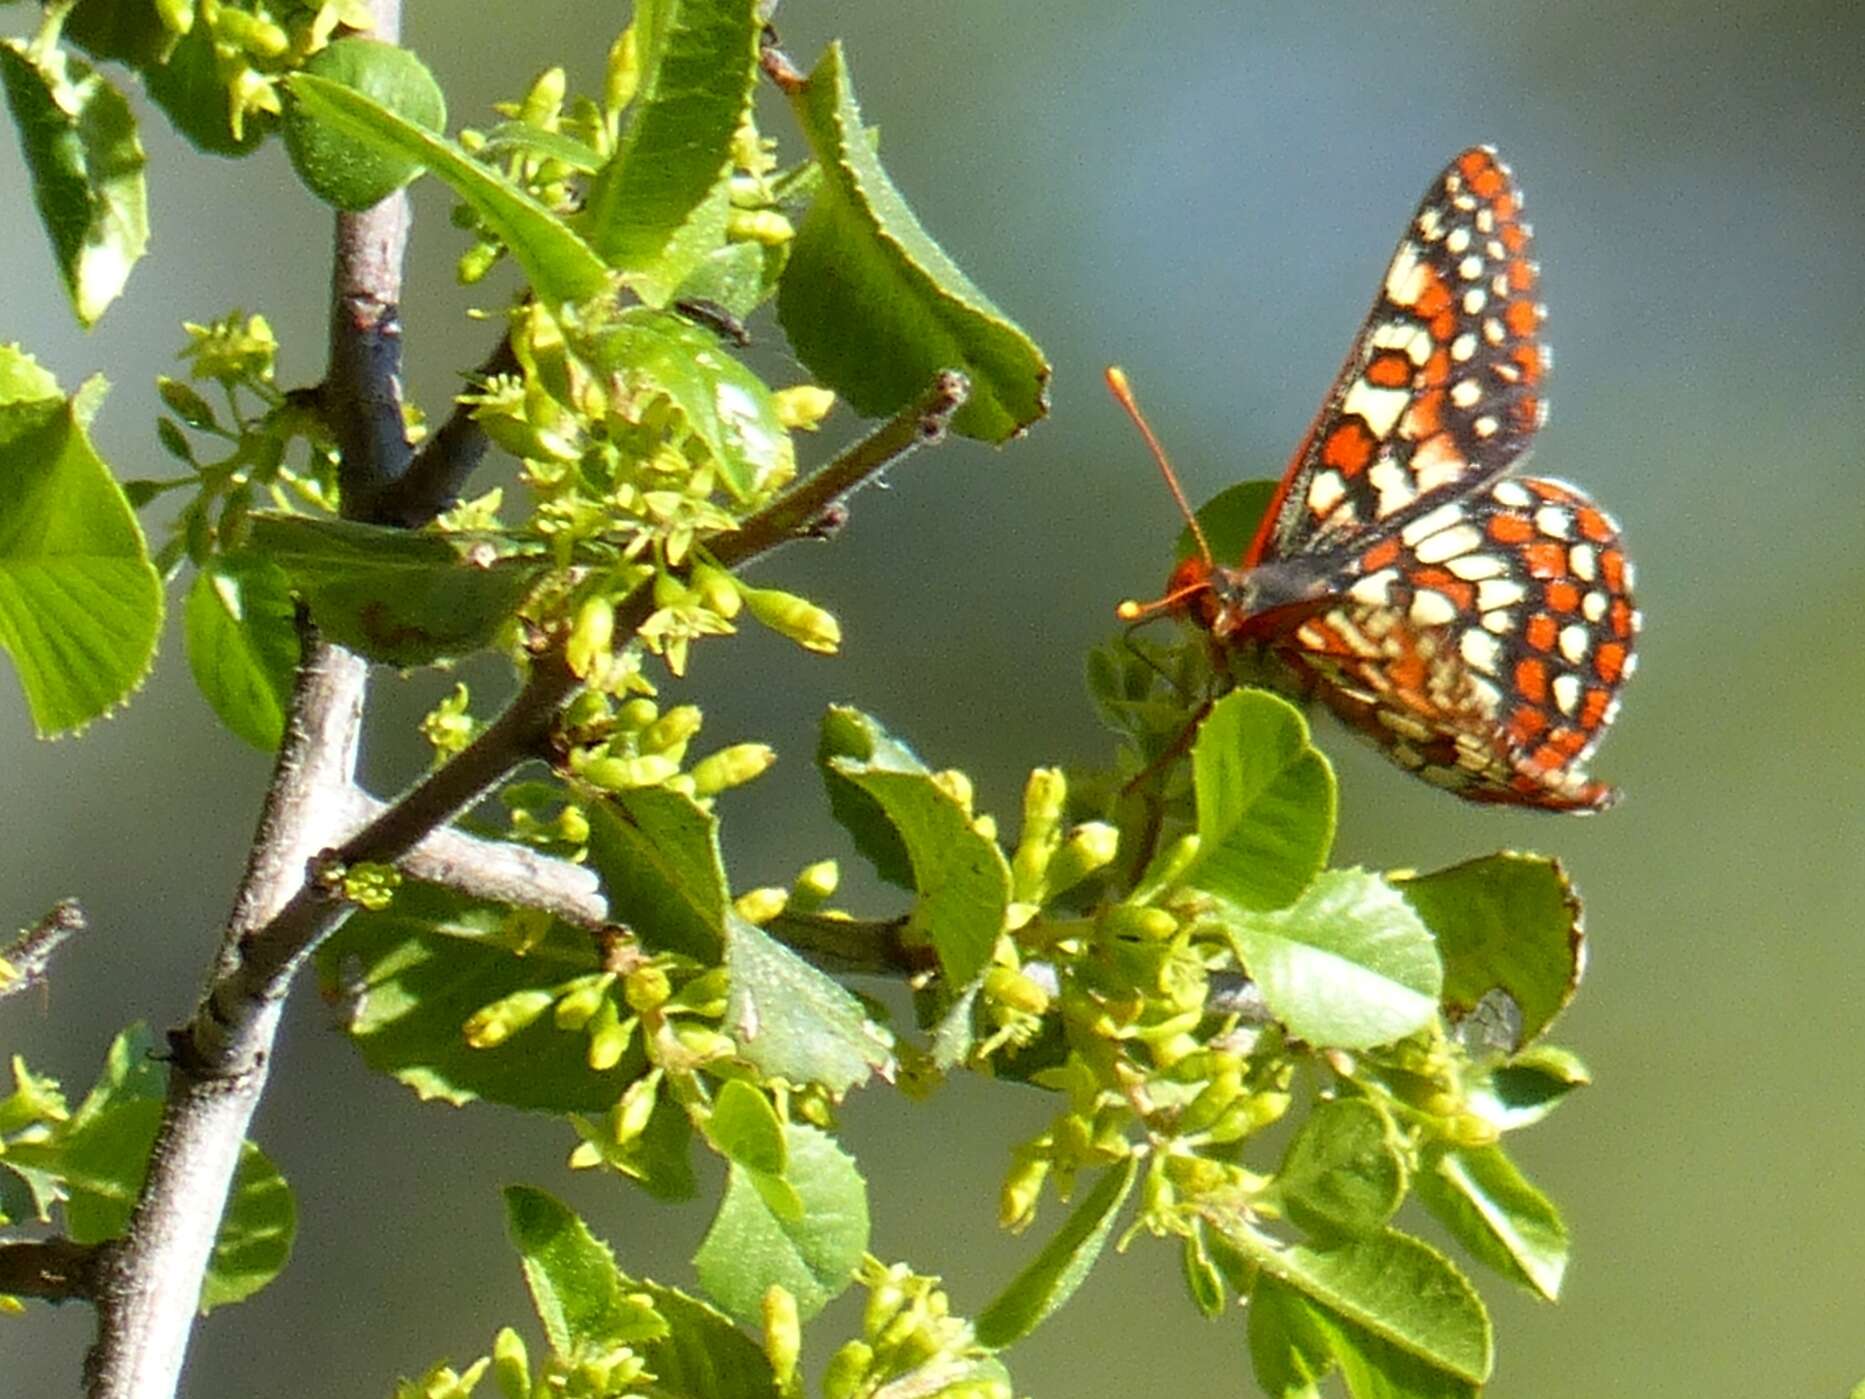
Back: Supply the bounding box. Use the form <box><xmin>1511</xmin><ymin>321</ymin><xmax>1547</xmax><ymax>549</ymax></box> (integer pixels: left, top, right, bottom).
<box><xmin>1106</xmin><ymin>366</ymin><xmax>1215</xmax><ymax>570</ymax></box>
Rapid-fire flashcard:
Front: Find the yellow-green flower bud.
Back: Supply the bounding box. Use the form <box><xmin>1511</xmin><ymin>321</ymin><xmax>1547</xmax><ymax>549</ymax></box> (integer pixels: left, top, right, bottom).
<box><xmin>690</xmin><ymin>743</ymin><xmax>776</xmax><ymax>797</ymax></box>
<box><xmin>491</xmin><ymin>1327</ymin><xmax>529</xmax><ymax>1399</ymax></box>
<box><xmin>761</xmin><ymin>1286</ymin><xmax>800</xmax><ymax>1389</ymax></box>
<box><xmin>653</xmin><ymin>570</ymin><xmax>693</xmax><ymax>609</ymax></box>
<box><xmin>586</xmin><ymin>997</ymin><xmax>634</xmax><ymax>1071</ymax></box>
<box><xmin>1045</xmin><ymin>821</ymin><xmax>1119</xmax><ymax>895</ymax></box>
<box><xmin>464</xmin><ymin>989</ymin><xmax>554</xmax><ymax>1048</ymax></box>
<box><xmin>566</xmin><ymin>594</ymin><xmax>616</xmax><ymax>678</ymax></box>
<box><xmin>214</xmin><ymin>7</ymin><xmax>288</xmax><ymax>57</ymax></box>
<box><xmin>457</xmin><ymin>240</ymin><xmax>501</xmax><ymax>285</ymax></box>
<box><xmin>863</xmin><ymin>1271</ymin><xmax>908</xmax><ymax>1337</ymax></box>
<box><xmin>642</xmin><ymin>705</ymin><xmax>704</xmax><ymax>754</ymax></box>
<box><xmin>1246</xmin><ymin>1091</ymin><xmax>1291</xmax><ymax>1130</ymax></box>
<box><xmin>790</xmin><ymin>859</ymin><xmax>839</xmax><ymax>912</ymax></box>
<box><xmin>1100</xmin><ymin>904</ymin><xmax>1179</xmax><ymax>942</ymax></box>
<box><xmin>624</xmin><ymin>964</ymin><xmax>671</xmax><ymax>1013</ymax></box>
<box><xmin>669</xmin><ymin>966</ymin><xmax>729</xmax><ymax>1016</ymax></box>
<box><xmin>672</xmin><ymin>1023</ymin><xmax>736</xmax><ymax>1061</ymax></box>
<box><xmin>772</xmin><ymin>384</ymin><xmax>837</xmax><ymax>431</ymax></box>
<box><xmin>616</xmin><ymin>697</ymin><xmax>659</xmax><ymax>732</ymax></box>
<box><xmin>1177</xmin><ymin>1070</ymin><xmax>1243</xmax><ymax>1137</ymax></box>
<box><xmin>726</xmin><ymin>209</ymin><xmax>795</xmax><ymax>245</ymax></box>
<box><xmin>734</xmin><ymin>886</ymin><xmax>787</xmax><ymax>924</ymax></box>
<box><xmin>614</xmin><ymin>1069</ymin><xmax>662</xmax><ymax>1143</ymax></box>
<box><xmin>553</xmin><ymin>973</ymin><xmax>615</xmax><ymax>1030</ymax></box>
<box><xmin>519</xmin><ymin>66</ymin><xmax>567</xmax><ymax>126</ymax></box>
<box><xmin>603</xmin><ymin>25</ymin><xmax>639</xmax><ymax>114</ymax></box>
<box><xmin>999</xmin><ymin>1156</ymin><xmax>1050</xmax><ymax>1231</ymax></box>
<box><xmin>984</xmin><ymin>964</ymin><xmax>1050</xmax><ymax>1018</ymax></box>
<box><xmin>742</xmin><ymin>585</ymin><xmax>841</xmax><ymax>655</ymax></box>
<box><xmin>155</xmin><ymin>0</ymin><xmax>194</xmax><ymax>36</ymax></box>
<box><xmin>942</xmin><ymin>1381</ymin><xmax>1013</xmax><ymax>1399</ymax></box>
<box><xmin>580</xmin><ymin>753</ymin><xmax>681</xmax><ymax>792</ymax></box>
<box><xmin>823</xmin><ymin>1340</ymin><xmax>873</xmax><ymax>1399</ymax></box>
<box><xmin>1010</xmin><ymin>767</ymin><xmax>1066</xmax><ymax>899</ymax></box>
<box><xmin>691</xmin><ymin>562</ymin><xmax>743</xmax><ymax>618</ymax></box>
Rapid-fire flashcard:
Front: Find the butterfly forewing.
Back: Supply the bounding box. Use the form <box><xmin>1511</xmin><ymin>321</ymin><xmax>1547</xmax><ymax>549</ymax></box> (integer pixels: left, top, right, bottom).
<box><xmin>1248</xmin><ymin>146</ymin><xmax>1548</xmax><ymax>569</ymax></box>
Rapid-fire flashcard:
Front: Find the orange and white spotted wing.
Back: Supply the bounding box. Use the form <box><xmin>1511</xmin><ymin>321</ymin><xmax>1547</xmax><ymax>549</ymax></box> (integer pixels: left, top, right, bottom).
<box><xmin>1182</xmin><ymin>148</ymin><xmax>1638</xmax><ymax>810</ymax></box>
<box><xmin>1280</xmin><ymin>475</ymin><xmax>1638</xmax><ymax>809</ymax></box>
<box><xmin>1246</xmin><ymin>146</ymin><xmax>1548</xmax><ymax>570</ymax></box>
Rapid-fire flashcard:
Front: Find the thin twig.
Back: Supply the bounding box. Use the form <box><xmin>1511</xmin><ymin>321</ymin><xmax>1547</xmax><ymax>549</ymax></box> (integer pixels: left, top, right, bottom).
<box><xmin>710</xmin><ymin>371</ymin><xmax>970</xmax><ymax>568</ymax></box>
<box><xmin>0</xmin><ymin>1237</ymin><xmax>99</xmax><ymax>1303</ymax></box>
<box><xmin>0</xmin><ymin>899</ymin><xmax>84</xmax><ymax>1001</ymax></box>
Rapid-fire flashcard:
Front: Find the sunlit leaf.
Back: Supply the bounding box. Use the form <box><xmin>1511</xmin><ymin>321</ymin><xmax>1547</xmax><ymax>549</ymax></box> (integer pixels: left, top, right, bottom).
<box><xmin>0</xmin><ymin>349</ymin><xmax>161</xmax><ymax>735</ymax></box>
<box><xmin>723</xmin><ymin>913</ymin><xmax>894</xmax><ymax>1095</ymax></box>
<box><xmin>1416</xmin><ymin>1145</ymin><xmax>1568</xmax><ymax>1301</ymax></box>
<box><xmin>777</xmin><ymin>42</ymin><xmax>1049</xmax><ymax>442</ymax></box>
<box><xmin>693</xmin><ymin>1122</ymin><xmax>868</xmax><ymax>1325</ymax></box>
<box><xmin>975</xmin><ymin>1156</ymin><xmax>1137</xmax><ymax>1348</ymax></box>
<box><xmin>1184</xmin><ymin>690</ymin><xmax>1336</xmax><ymax>911</ymax></box>
<box><xmin>287</xmin><ymin>71</ymin><xmax>610</xmax><ymax>307</ymax></box>
<box><xmin>1220</xmin><ymin>869</ymin><xmax>1441</xmax><ymax>1050</ymax></box>
<box><xmin>584</xmin><ymin>0</ymin><xmax>761</xmax><ymax>304</ymax></box>
<box><xmin>504</xmin><ymin>1186</ymin><xmax>667</xmax><ymax>1353</ymax></box>
<box><xmin>0</xmin><ymin>41</ymin><xmax>148</xmax><ymax>325</ymax></box>
<box><xmin>1396</xmin><ymin>852</ymin><xmax>1584</xmax><ymax>1048</ymax></box>
<box><xmin>1277</xmin><ymin>1097</ymin><xmax>1406</xmax><ymax>1239</ymax></box>
<box><xmin>585</xmin><ymin>787</ymin><xmax>728</xmax><ymax>962</ymax></box>
<box><xmin>184</xmin><ymin>551</ymin><xmax>298</xmax><ymax>750</ymax></box>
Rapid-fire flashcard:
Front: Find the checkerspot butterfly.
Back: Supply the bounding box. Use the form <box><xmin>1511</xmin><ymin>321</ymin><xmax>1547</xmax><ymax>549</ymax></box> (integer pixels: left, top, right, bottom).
<box><xmin>1115</xmin><ymin>147</ymin><xmax>1639</xmax><ymax>811</ymax></box>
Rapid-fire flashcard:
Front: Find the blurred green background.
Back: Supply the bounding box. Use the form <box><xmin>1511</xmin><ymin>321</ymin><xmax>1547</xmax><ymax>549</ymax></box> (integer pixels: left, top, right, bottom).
<box><xmin>4</xmin><ymin>1</ymin><xmax>1863</xmax><ymax>1394</ymax></box>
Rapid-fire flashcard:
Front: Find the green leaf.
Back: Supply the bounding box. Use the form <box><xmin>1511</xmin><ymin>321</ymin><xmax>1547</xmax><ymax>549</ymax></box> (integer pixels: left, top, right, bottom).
<box><xmin>142</xmin><ymin>22</ymin><xmax>271</xmax><ymax>156</ymax></box>
<box><xmin>282</xmin><ymin>38</ymin><xmax>447</xmax><ymax>212</ymax></box>
<box><xmin>184</xmin><ymin>551</ymin><xmax>298</xmax><ymax>750</ymax></box>
<box><xmin>706</xmin><ymin>1079</ymin><xmax>787</xmax><ymax>1176</ymax></box>
<box><xmin>825</xmin><ymin>747</ymin><xmax>1010</xmax><ymax>990</ymax></box>
<box><xmin>583</xmin><ymin>309</ymin><xmax>794</xmax><ymax>502</ymax></box>
<box><xmin>626</xmin><ymin>1279</ymin><xmax>780</xmax><ymax>1399</ymax></box>
<box><xmin>0</xmin><ymin>42</ymin><xmax>148</xmax><ymax>326</ymax></box>
<box><xmin>974</xmin><ymin>1155</ymin><xmax>1137</xmax><ymax>1348</ymax></box>
<box><xmin>504</xmin><ymin>1186</ymin><xmax>667</xmax><ymax>1354</ymax></box>
<box><xmin>246</xmin><ymin>512</ymin><xmax>548</xmax><ymax>667</ymax></box>
<box><xmin>479</xmin><ymin>121</ymin><xmax>602</xmax><ymax>173</ymax></box>
<box><xmin>817</xmin><ymin>705</ymin><xmax>926</xmax><ymax>889</ymax></box>
<box><xmin>314</xmin><ymin>884</ymin><xmax>633</xmax><ymax>1112</ymax></box>
<box><xmin>1178</xmin><ymin>479</ymin><xmax>1277</xmax><ymax>566</ymax></box>
<box><xmin>1276</xmin><ymin>1098</ymin><xmax>1406</xmax><ymax>1239</ymax></box>
<box><xmin>1220</xmin><ymin>869</ymin><xmax>1441</xmax><ymax>1051</ymax></box>
<box><xmin>1184</xmin><ymin>690</ymin><xmax>1336</xmax><ymax>911</ymax></box>
<box><xmin>1396</xmin><ymin>852</ymin><xmax>1584</xmax><ymax>1048</ymax></box>
<box><xmin>584</xmin><ymin>0</ymin><xmax>761</xmax><ymax>304</ymax></box>
<box><xmin>3</xmin><ymin>1025</ymin><xmax>294</xmax><ymax>1312</ymax></box>
<box><xmin>1415</xmin><ymin>1145</ymin><xmax>1568</xmax><ymax>1301</ymax></box>
<box><xmin>1248</xmin><ymin>1228</ymin><xmax>1491</xmax><ymax>1388</ymax></box>
<box><xmin>693</xmin><ymin>1122</ymin><xmax>868</xmax><ymax>1325</ymax></box>
<box><xmin>286</xmin><ymin>71</ymin><xmax>610</xmax><ymax>307</ymax></box>
<box><xmin>1250</xmin><ymin>1274</ymin><xmax>1480</xmax><ymax>1399</ymax></box>
<box><xmin>584</xmin><ymin>787</ymin><xmax>728</xmax><ymax>962</ymax></box>
<box><xmin>777</xmin><ymin>42</ymin><xmax>1049</xmax><ymax>443</ymax></box>
<box><xmin>674</xmin><ymin>240</ymin><xmax>780</xmax><ymax>320</ymax></box>
<box><xmin>723</xmin><ymin>913</ymin><xmax>894</xmax><ymax>1095</ymax></box>
<box><xmin>0</xmin><ymin>349</ymin><xmax>161</xmax><ymax>735</ymax></box>
<box><xmin>1466</xmin><ymin>1044</ymin><xmax>1590</xmax><ymax>1133</ymax></box>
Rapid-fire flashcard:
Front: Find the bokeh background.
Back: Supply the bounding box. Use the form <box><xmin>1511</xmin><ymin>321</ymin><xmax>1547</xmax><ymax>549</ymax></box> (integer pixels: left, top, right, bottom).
<box><xmin>4</xmin><ymin>2</ymin><xmax>1863</xmax><ymax>1395</ymax></box>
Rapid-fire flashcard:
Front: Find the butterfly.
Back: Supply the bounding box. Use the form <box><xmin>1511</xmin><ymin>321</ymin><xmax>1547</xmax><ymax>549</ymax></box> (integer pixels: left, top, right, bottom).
<box><xmin>1115</xmin><ymin>147</ymin><xmax>1639</xmax><ymax>811</ymax></box>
